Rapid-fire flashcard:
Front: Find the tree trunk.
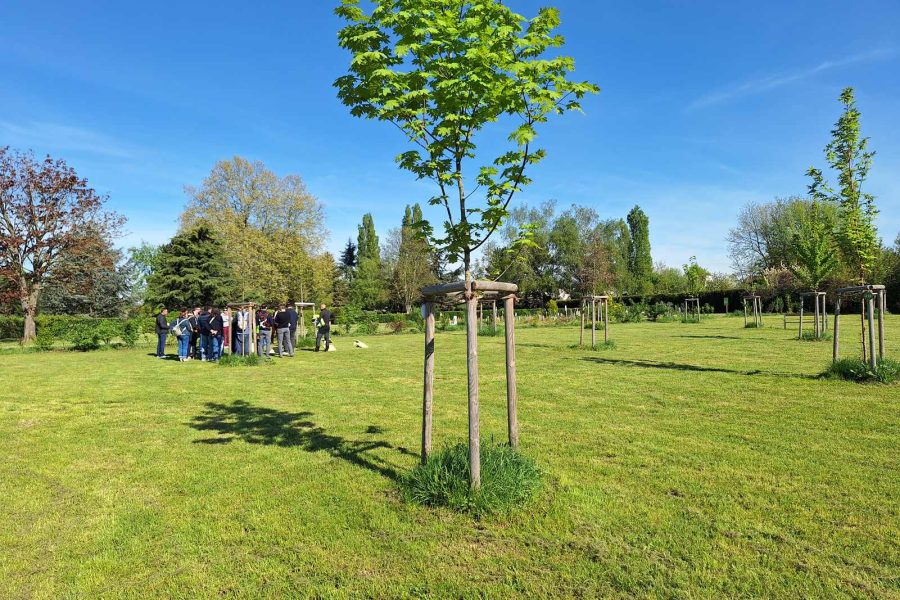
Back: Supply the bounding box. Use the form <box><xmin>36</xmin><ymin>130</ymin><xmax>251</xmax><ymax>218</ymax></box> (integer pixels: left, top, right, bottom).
<box><xmin>21</xmin><ymin>283</ymin><xmax>40</xmax><ymax>343</ymax></box>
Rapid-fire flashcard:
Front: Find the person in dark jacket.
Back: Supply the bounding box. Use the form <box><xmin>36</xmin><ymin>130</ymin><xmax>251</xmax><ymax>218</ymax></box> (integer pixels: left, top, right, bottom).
<box><xmin>197</xmin><ymin>307</ymin><xmax>212</xmax><ymax>361</ymax></box>
<box><xmin>315</xmin><ymin>304</ymin><xmax>332</xmax><ymax>352</ymax></box>
<box><xmin>273</xmin><ymin>304</ymin><xmax>293</xmax><ymax>358</ymax></box>
<box><xmin>256</xmin><ymin>309</ymin><xmax>274</xmax><ymax>358</ymax></box>
<box><xmin>188</xmin><ymin>307</ymin><xmax>200</xmax><ymax>360</ymax></box>
<box><xmin>154</xmin><ymin>308</ymin><xmax>169</xmax><ymax>358</ymax></box>
<box><xmin>286</xmin><ymin>304</ymin><xmax>299</xmax><ymax>350</ymax></box>
<box><xmin>209</xmin><ymin>308</ymin><xmax>225</xmax><ymax>361</ymax></box>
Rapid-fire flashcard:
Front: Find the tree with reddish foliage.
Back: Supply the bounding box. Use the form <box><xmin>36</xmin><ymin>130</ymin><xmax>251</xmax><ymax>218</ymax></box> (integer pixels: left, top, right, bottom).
<box><xmin>0</xmin><ymin>147</ymin><xmax>123</xmax><ymax>342</ymax></box>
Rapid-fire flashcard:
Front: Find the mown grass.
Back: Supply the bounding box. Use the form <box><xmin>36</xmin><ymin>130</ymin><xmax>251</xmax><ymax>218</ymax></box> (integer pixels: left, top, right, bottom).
<box><xmin>0</xmin><ymin>315</ymin><xmax>897</xmax><ymax>597</ymax></box>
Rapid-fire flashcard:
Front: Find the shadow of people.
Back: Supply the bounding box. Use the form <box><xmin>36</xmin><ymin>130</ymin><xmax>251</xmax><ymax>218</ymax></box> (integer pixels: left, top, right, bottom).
<box><xmin>189</xmin><ymin>400</ymin><xmax>409</xmax><ymax>481</ymax></box>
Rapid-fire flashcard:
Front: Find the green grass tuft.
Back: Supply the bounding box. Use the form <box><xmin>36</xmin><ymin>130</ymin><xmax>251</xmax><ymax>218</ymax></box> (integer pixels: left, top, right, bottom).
<box><xmin>799</xmin><ymin>330</ymin><xmax>832</xmax><ymax>342</ymax></box>
<box><xmin>400</xmin><ymin>442</ymin><xmax>542</xmax><ymax>517</ymax></box>
<box><xmin>744</xmin><ymin>322</ymin><xmax>764</xmax><ymax>329</ymax></box>
<box><xmin>823</xmin><ymin>357</ymin><xmax>899</xmax><ymax>384</ymax></box>
<box><xmin>217</xmin><ymin>353</ymin><xmax>268</xmax><ymax>367</ymax></box>
<box><xmin>477</xmin><ymin>325</ymin><xmax>503</xmax><ymax>337</ymax></box>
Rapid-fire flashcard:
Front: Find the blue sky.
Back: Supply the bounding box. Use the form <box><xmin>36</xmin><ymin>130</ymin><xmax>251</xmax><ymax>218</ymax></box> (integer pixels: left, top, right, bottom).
<box><xmin>1</xmin><ymin>1</ymin><xmax>898</xmax><ymax>272</ymax></box>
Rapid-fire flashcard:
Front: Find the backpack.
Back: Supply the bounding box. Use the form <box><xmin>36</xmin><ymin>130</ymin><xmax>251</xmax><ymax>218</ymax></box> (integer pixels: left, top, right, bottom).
<box><xmin>171</xmin><ymin>318</ymin><xmax>190</xmax><ymax>338</ymax></box>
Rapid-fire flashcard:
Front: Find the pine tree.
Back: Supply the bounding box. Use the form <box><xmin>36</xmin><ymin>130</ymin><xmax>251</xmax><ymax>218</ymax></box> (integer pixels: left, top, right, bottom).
<box><xmin>626</xmin><ymin>206</ymin><xmax>652</xmax><ymax>295</ymax></box>
<box><xmin>340</xmin><ymin>238</ymin><xmax>358</xmax><ymax>270</ymax></box>
<box><xmin>146</xmin><ymin>226</ymin><xmax>236</xmax><ymax>309</ymax></box>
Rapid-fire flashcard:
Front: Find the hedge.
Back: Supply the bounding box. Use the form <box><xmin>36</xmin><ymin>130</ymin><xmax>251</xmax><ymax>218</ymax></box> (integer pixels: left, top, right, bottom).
<box><xmin>0</xmin><ymin>315</ymin><xmax>152</xmax><ymax>348</ymax></box>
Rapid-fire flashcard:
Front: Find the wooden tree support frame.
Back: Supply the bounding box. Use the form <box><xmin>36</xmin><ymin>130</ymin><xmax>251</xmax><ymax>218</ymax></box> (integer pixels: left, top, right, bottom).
<box><xmin>798</xmin><ymin>292</ymin><xmax>827</xmax><ymax>340</ymax></box>
<box><xmin>226</xmin><ymin>302</ymin><xmax>257</xmax><ymax>354</ymax></box>
<box><xmin>295</xmin><ymin>301</ymin><xmax>316</xmax><ymax>338</ymax></box>
<box><xmin>742</xmin><ymin>295</ymin><xmax>763</xmax><ymax>328</ymax></box>
<box><xmin>684</xmin><ymin>297</ymin><xmax>701</xmax><ymax>323</ymax></box>
<box><xmin>833</xmin><ymin>285</ymin><xmax>887</xmax><ymax>369</ymax></box>
<box><xmin>581</xmin><ymin>295</ymin><xmax>609</xmax><ymax>349</ymax></box>
<box><xmin>420</xmin><ymin>279</ymin><xmax>519</xmax><ymax>490</ymax></box>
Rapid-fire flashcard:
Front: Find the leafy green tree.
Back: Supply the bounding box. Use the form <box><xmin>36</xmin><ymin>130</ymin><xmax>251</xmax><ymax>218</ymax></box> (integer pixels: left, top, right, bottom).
<box><xmin>182</xmin><ymin>156</ymin><xmax>326</xmax><ymax>302</ymax></box>
<box><xmin>146</xmin><ymin>226</ymin><xmax>235</xmax><ymax>309</ymax></box>
<box><xmin>626</xmin><ymin>205</ymin><xmax>652</xmax><ymax>295</ymax></box>
<box><xmin>350</xmin><ymin>213</ymin><xmax>387</xmax><ymax>308</ymax></box>
<box><xmin>39</xmin><ymin>224</ymin><xmax>131</xmax><ymax>317</ymax></box>
<box><xmin>683</xmin><ymin>256</ymin><xmax>710</xmax><ymax>297</ymax></box>
<box><xmin>807</xmin><ymin>87</ymin><xmax>879</xmax><ymax>282</ymax></box>
<box><xmin>335</xmin><ymin>0</ymin><xmax>598</xmax><ymax>275</ymax></box>
<box><xmin>786</xmin><ymin>202</ymin><xmax>841</xmax><ymax>290</ymax></box>
<box><xmin>386</xmin><ymin>204</ymin><xmax>435</xmax><ymax>313</ymax></box>
<box><xmin>651</xmin><ymin>262</ymin><xmax>687</xmax><ymax>294</ymax></box>
<box><xmin>597</xmin><ymin>218</ymin><xmax>631</xmax><ymax>293</ymax></box>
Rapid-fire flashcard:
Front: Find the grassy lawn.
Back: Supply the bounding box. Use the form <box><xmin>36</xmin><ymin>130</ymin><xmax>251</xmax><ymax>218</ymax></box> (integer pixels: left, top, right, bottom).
<box><xmin>1</xmin><ymin>315</ymin><xmax>897</xmax><ymax>598</ymax></box>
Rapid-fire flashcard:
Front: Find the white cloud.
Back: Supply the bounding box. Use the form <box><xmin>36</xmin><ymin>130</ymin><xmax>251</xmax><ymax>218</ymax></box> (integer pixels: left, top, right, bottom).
<box><xmin>687</xmin><ymin>48</ymin><xmax>897</xmax><ymax>110</ymax></box>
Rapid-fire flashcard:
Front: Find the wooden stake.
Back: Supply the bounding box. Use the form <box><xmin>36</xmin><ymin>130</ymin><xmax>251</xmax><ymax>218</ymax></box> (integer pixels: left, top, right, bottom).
<box><xmin>878</xmin><ymin>290</ymin><xmax>885</xmax><ymax>360</ymax></box>
<box><xmin>579</xmin><ymin>301</ymin><xmax>585</xmax><ymax>346</ymax></box>
<box><xmin>867</xmin><ymin>295</ymin><xmax>877</xmax><ymax>370</ymax></box>
<box><xmin>503</xmin><ymin>295</ymin><xmax>518</xmax><ymax>449</ymax></box>
<box><xmin>814</xmin><ymin>293</ymin><xmax>820</xmax><ymax>339</ymax></box>
<box><xmin>604</xmin><ymin>299</ymin><xmax>609</xmax><ymax>344</ymax></box>
<box><xmin>591</xmin><ymin>299</ymin><xmax>596</xmax><ymax>349</ymax></box>
<box><xmin>833</xmin><ymin>299</ymin><xmax>841</xmax><ymax>362</ymax></box>
<box><xmin>492</xmin><ymin>301</ymin><xmax>498</xmax><ymax>334</ymax></box>
<box><xmin>421</xmin><ymin>302</ymin><xmax>435</xmax><ymax>464</ymax></box>
<box><xmin>465</xmin><ymin>285</ymin><xmax>481</xmax><ymax>490</ymax></box>
<box><xmin>743</xmin><ymin>299</ymin><xmax>748</xmax><ymax>327</ymax></box>
<box><xmin>861</xmin><ymin>300</ymin><xmax>867</xmax><ymax>363</ymax></box>
<box><xmin>798</xmin><ymin>296</ymin><xmax>804</xmax><ymax>339</ymax></box>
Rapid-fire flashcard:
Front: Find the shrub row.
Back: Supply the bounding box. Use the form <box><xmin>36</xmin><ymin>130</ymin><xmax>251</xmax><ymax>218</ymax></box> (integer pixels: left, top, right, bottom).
<box><xmin>0</xmin><ymin>315</ymin><xmax>149</xmax><ymax>350</ymax></box>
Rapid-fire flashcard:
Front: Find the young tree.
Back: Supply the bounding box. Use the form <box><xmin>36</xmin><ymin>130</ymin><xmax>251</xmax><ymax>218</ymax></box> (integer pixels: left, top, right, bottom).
<box><xmin>335</xmin><ymin>0</ymin><xmax>598</xmax><ymax>275</ymax></box>
<box><xmin>683</xmin><ymin>256</ymin><xmax>710</xmax><ymax>297</ymax></box>
<box><xmin>786</xmin><ymin>202</ymin><xmax>841</xmax><ymax>291</ymax></box>
<box><xmin>626</xmin><ymin>205</ymin><xmax>652</xmax><ymax>295</ymax></box>
<box><xmin>0</xmin><ymin>147</ymin><xmax>123</xmax><ymax>341</ymax></box>
<box><xmin>145</xmin><ymin>226</ymin><xmax>236</xmax><ymax>309</ymax></box>
<box><xmin>807</xmin><ymin>87</ymin><xmax>879</xmax><ymax>282</ymax></box>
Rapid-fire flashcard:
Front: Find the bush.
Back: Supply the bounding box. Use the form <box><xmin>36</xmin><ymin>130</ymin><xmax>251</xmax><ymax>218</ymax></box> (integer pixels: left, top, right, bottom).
<box><xmin>646</xmin><ymin>302</ymin><xmax>674</xmax><ymax>322</ymax></box>
<box><xmin>0</xmin><ymin>316</ymin><xmax>24</xmax><ymax>341</ymax></box>
<box><xmin>546</xmin><ymin>299</ymin><xmax>558</xmax><ymax>316</ymax></box>
<box><xmin>355</xmin><ymin>321</ymin><xmax>379</xmax><ymax>336</ymax></box>
<box><xmin>67</xmin><ymin>322</ymin><xmax>103</xmax><ymax>351</ymax></box>
<box><xmin>122</xmin><ymin>320</ymin><xmax>141</xmax><ymax>347</ymax></box>
<box><xmin>824</xmin><ymin>358</ymin><xmax>899</xmax><ymax>384</ymax></box>
<box><xmin>399</xmin><ymin>442</ymin><xmax>542</xmax><ymax>517</ymax></box>
<box><xmin>34</xmin><ymin>329</ymin><xmax>55</xmax><ymax>352</ymax></box>
<box><xmin>478</xmin><ymin>325</ymin><xmax>502</xmax><ymax>337</ymax></box>
<box><xmin>620</xmin><ymin>302</ymin><xmax>645</xmax><ymax>323</ymax></box>
<box><xmin>702</xmin><ymin>303</ymin><xmax>715</xmax><ymax>314</ymax></box>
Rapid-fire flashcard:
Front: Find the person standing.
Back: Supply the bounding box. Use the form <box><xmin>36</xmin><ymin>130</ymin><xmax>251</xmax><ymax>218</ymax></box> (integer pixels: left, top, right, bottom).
<box><xmin>256</xmin><ymin>308</ymin><xmax>273</xmax><ymax>358</ymax></box>
<box><xmin>315</xmin><ymin>303</ymin><xmax>333</xmax><ymax>352</ymax></box>
<box><xmin>188</xmin><ymin>307</ymin><xmax>200</xmax><ymax>360</ymax></box>
<box><xmin>287</xmin><ymin>303</ymin><xmax>299</xmax><ymax>350</ymax></box>
<box><xmin>234</xmin><ymin>306</ymin><xmax>251</xmax><ymax>356</ymax></box>
<box><xmin>274</xmin><ymin>303</ymin><xmax>293</xmax><ymax>357</ymax></box>
<box><xmin>154</xmin><ymin>307</ymin><xmax>169</xmax><ymax>358</ymax></box>
<box><xmin>209</xmin><ymin>308</ymin><xmax>225</xmax><ymax>361</ymax></box>
<box><xmin>174</xmin><ymin>310</ymin><xmax>192</xmax><ymax>362</ymax></box>
<box><xmin>198</xmin><ymin>307</ymin><xmax>212</xmax><ymax>361</ymax></box>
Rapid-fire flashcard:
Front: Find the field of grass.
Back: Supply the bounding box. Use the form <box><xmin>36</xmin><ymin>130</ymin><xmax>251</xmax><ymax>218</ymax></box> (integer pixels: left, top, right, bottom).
<box><xmin>1</xmin><ymin>315</ymin><xmax>898</xmax><ymax>598</ymax></box>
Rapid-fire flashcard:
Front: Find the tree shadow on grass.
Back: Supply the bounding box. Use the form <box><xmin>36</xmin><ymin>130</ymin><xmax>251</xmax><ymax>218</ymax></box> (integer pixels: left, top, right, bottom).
<box><xmin>581</xmin><ymin>357</ymin><xmax>811</xmax><ymax>379</ymax></box>
<box><xmin>189</xmin><ymin>400</ymin><xmax>414</xmax><ymax>481</ymax></box>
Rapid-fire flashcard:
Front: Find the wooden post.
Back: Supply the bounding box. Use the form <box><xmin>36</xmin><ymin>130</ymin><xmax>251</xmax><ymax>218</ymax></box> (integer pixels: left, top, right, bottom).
<box><xmin>299</xmin><ymin>307</ymin><xmax>306</xmax><ymax>339</ymax></box>
<box><xmin>492</xmin><ymin>301</ymin><xmax>498</xmax><ymax>334</ymax></box>
<box><xmin>465</xmin><ymin>282</ymin><xmax>481</xmax><ymax>490</ymax></box>
<box><xmin>503</xmin><ymin>295</ymin><xmax>518</xmax><ymax>449</ymax></box>
<box><xmin>878</xmin><ymin>290</ymin><xmax>885</xmax><ymax>360</ymax></box>
<box><xmin>814</xmin><ymin>293</ymin><xmax>820</xmax><ymax>339</ymax></box>
<box><xmin>798</xmin><ymin>296</ymin><xmax>804</xmax><ymax>339</ymax></box>
<box><xmin>823</xmin><ymin>295</ymin><xmax>828</xmax><ymax>331</ymax></box>
<box><xmin>591</xmin><ymin>299</ymin><xmax>596</xmax><ymax>349</ymax></box>
<box><xmin>579</xmin><ymin>301</ymin><xmax>585</xmax><ymax>346</ymax></box>
<box><xmin>604</xmin><ymin>298</ymin><xmax>609</xmax><ymax>344</ymax></box>
<box><xmin>833</xmin><ymin>298</ymin><xmax>841</xmax><ymax>362</ymax></box>
<box><xmin>743</xmin><ymin>299</ymin><xmax>748</xmax><ymax>327</ymax></box>
<box><xmin>860</xmin><ymin>300</ymin><xmax>867</xmax><ymax>362</ymax></box>
<box><xmin>422</xmin><ymin>302</ymin><xmax>435</xmax><ymax>464</ymax></box>
<box><xmin>867</xmin><ymin>295</ymin><xmax>877</xmax><ymax>370</ymax></box>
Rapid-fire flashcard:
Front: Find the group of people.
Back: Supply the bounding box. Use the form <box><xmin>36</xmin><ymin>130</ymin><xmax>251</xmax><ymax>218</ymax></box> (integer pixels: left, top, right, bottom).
<box><xmin>154</xmin><ymin>303</ymin><xmax>333</xmax><ymax>362</ymax></box>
